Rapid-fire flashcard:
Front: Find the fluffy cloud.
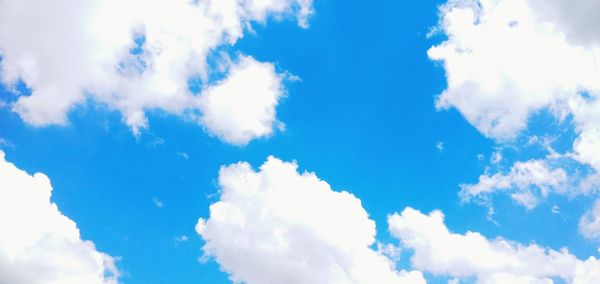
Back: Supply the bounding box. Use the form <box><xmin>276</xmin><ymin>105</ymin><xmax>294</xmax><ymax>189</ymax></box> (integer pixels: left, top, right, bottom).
<box><xmin>0</xmin><ymin>0</ymin><xmax>311</xmax><ymax>143</ymax></box>
<box><xmin>579</xmin><ymin>199</ymin><xmax>600</xmax><ymax>240</ymax></box>
<box><xmin>460</xmin><ymin>159</ymin><xmax>568</xmax><ymax>209</ymax></box>
<box><xmin>196</xmin><ymin>156</ymin><xmax>425</xmax><ymax>284</ymax></box>
<box><xmin>196</xmin><ymin>156</ymin><xmax>600</xmax><ymax>283</ymax></box>
<box><xmin>430</xmin><ymin>0</ymin><xmax>600</xmax><ymax>140</ymax></box>
<box><xmin>430</xmin><ymin>0</ymin><xmax>600</xmax><ymax>205</ymax></box>
<box><xmin>197</xmin><ymin>56</ymin><xmax>286</xmax><ymax>145</ymax></box>
<box><xmin>0</xmin><ymin>151</ymin><xmax>118</xmax><ymax>284</ymax></box>
<box><xmin>389</xmin><ymin>207</ymin><xmax>600</xmax><ymax>283</ymax></box>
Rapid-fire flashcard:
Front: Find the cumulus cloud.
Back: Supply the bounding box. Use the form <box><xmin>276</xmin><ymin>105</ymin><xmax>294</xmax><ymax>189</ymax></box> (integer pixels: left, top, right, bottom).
<box><xmin>196</xmin><ymin>156</ymin><xmax>425</xmax><ymax>284</ymax></box>
<box><xmin>430</xmin><ymin>0</ymin><xmax>600</xmax><ymax>140</ymax></box>
<box><xmin>430</xmin><ymin>0</ymin><xmax>600</xmax><ymax>207</ymax></box>
<box><xmin>0</xmin><ymin>0</ymin><xmax>311</xmax><ymax>143</ymax></box>
<box><xmin>0</xmin><ymin>151</ymin><xmax>118</xmax><ymax>284</ymax></box>
<box><xmin>197</xmin><ymin>56</ymin><xmax>286</xmax><ymax>145</ymax></box>
<box><xmin>195</xmin><ymin>156</ymin><xmax>600</xmax><ymax>283</ymax></box>
<box><xmin>460</xmin><ymin>159</ymin><xmax>568</xmax><ymax>209</ymax></box>
<box><xmin>389</xmin><ymin>207</ymin><xmax>600</xmax><ymax>283</ymax></box>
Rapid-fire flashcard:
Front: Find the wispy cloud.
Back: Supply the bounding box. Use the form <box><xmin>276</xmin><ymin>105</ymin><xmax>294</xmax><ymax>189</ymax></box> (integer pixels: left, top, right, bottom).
<box><xmin>174</xmin><ymin>235</ymin><xmax>189</xmax><ymax>245</ymax></box>
<box><xmin>152</xmin><ymin>197</ymin><xmax>164</xmax><ymax>208</ymax></box>
<box><xmin>176</xmin><ymin>151</ymin><xmax>189</xmax><ymax>160</ymax></box>
<box><xmin>436</xmin><ymin>141</ymin><xmax>444</xmax><ymax>153</ymax></box>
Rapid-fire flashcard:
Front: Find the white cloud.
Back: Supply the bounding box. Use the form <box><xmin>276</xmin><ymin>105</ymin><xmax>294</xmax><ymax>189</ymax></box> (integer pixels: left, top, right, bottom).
<box><xmin>176</xmin><ymin>151</ymin><xmax>190</xmax><ymax>160</ymax></box>
<box><xmin>490</xmin><ymin>151</ymin><xmax>502</xmax><ymax>165</ymax></box>
<box><xmin>551</xmin><ymin>205</ymin><xmax>561</xmax><ymax>215</ymax></box>
<box><xmin>0</xmin><ymin>0</ymin><xmax>311</xmax><ymax>143</ymax></box>
<box><xmin>570</xmin><ymin>112</ymin><xmax>600</xmax><ymax>172</ymax></box>
<box><xmin>153</xmin><ymin>197</ymin><xmax>164</xmax><ymax>208</ymax></box>
<box><xmin>0</xmin><ymin>137</ymin><xmax>13</xmax><ymax>149</ymax></box>
<box><xmin>0</xmin><ymin>151</ymin><xmax>118</xmax><ymax>284</ymax></box>
<box><xmin>148</xmin><ymin>137</ymin><xmax>166</xmax><ymax>148</ymax></box>
<box><xmin>436</xmin><ymin>141</ymin><xmax>445</xmax><ymax>152</ymax></box>
<box><xmin>389</xmin><ymin>207</ymin><xmax>600</xmax><ymax>283</ymax></box>
<box><xmin>579</xmin><ymin>200</ymin><xmax>600</xmax><ymax>240</ymax></box>
<box><xmin>197</xmin><ymin>56</ymin><xmax>286</xmax><ymax>145</ymax></box>
<box><xmin>196</xmin><ymin>156</ymin><xmax>425</xmax><ymax>284</ymax></box>
<box><xmin>431</xmin><ymin>0</ymin><xmax>600</xmax><ymax>140</ymax></box>
<box><xmin>460</xmin><ymin>159</ymin><xmax>567</xmax><ymax>209</ymax></box>
<box><xmin>195</xmin><ymin>156</ymin><xmax>600</xmax><ymax>283</ymax></box>
<box><xmin>174</xmin><ymin>235</ymin><xmax>189</xmax><ymax>244</ymax></box>
<box><xmin>430</xmin><ymin>0</ymin><xmax>600</xmax><ymax>201</ymax></box>
<box><xmin>244</xmin><ymin>0</ymin><xmax>313</xmax><ymax>28</ymax></box>
<box><xmin>477</xmin><ymin>154</ymin><xmax>485</xmax><ymax>162</ymax></box>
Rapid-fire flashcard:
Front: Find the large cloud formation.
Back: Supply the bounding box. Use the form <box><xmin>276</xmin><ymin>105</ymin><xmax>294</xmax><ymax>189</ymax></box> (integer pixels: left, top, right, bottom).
<box><xmin>430</xmin><ymin>0</ymin><xmax>600</xmax><ymax>206</ymax></box>
<box><xmin>196</xmin><ymin>156</ymin><xmax>426</xmax><ymax>284</ymax></box>
<box><xmin>197</xmin><ymin>156</ymin><xmax>600</xmax><ymax>283</ymax></box>
<box><xmin>389</xmin><ymin>207</ymin><xmax>600</xmax><ymax>284</ymax></box>
<box><xmin>0</xmin><ymin>151</ymin><xmax>118</xmax><ymax>284</ymax></box>
<box><xmin>0</xmin><ymin>0</ymin><xmax>311</xmax><ymax>145</ymax></box>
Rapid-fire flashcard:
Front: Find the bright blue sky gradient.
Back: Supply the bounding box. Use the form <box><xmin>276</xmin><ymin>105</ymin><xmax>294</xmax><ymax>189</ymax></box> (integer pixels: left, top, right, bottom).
<box><xmin>1</xmin><ymin>0</ymin><xmax>598</xmax><ymax>283</ymax></box>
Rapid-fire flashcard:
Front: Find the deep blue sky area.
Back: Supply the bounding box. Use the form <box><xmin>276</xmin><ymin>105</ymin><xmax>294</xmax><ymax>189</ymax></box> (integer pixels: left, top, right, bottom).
<box><xmin>0</xmin><ymin>1</ymin><xmax>597</xmax><ymax>283</ymax></box>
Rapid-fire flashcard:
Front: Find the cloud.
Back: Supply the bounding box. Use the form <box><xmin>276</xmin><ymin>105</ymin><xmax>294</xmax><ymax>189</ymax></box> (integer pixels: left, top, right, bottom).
<box><xmin>196</xmin><ymin>156</ymin><xmax>425</xmax><ymax>284</ymax></box>
<box><xmin>196</xmin><ymin>156</ymin><xmax>600</xmax><ymax>283</ymax></box>
<box><xmin>0</xmin><ymin>137</ymin><xmax>14</xmax><ymax>149</ymax></box>
<box><xmin>579</xmin><ymin>200</ymin><xmax>600</xmax><ymax>240</ymax></box>
<box><xmin>436</xmin><ymin>141</ymin><xmax>445</xmax><ymax>152</ymax></box>
<box><xmin>430</xmin><ymin>0</ymin><xmax>600</xmax><ymax>206</ymax></box>
<box><xmin>148</xmin><ymin>137</ymin><xmax>166</xmax><ymax>148</ymax></box>
<box><xmin>527</xmin><ymin>0</ymin><xmax>600</xmax><ymax>46</ymax></box>
<box><xmin>174</xmin><ymin>235</ymin><xmax>189</xmax><ymax>245</ymax></box>
<box><xmin>0</xmin><ymin>0</ymin><xmax>311</xmax><ymax>143</ymax></box>
<box><xmin>552</xmin><ymin>205</ymin><xmax>561</xmax><ymax>215</ymax></box>
<box><xmin>460</xmin><ymin>159</ymin><xmax>568</xmax><ymax>209</ymax></box>
<box><xmin>153</xmin><ymin>197</ymin><xmax>164</xmax><ymax>208</ymax></box>
<box><xmin>0</xmin><ymin>151</ymin><xmax>118</xmax><ymax>284</ymax></box>
<box><xmin>490</xmin><ymin>151</ymin><xmax>502</xmax><ymax>165</ymax></box>
<box><xmin>197</xmin><ymin>56</ymin><xmax>286</xmax><ymax>145</ymax></box>
<box><xmin>389</xmin><ymin>207</ymin><xmax>600</xmax><ymax>283</ymax></box>
<box><xmin>431</xmin><ymin>0</ymin><xmax>600</xmax><ymax>140</ymax></box>
<box><xmin>176</xmin><ymin>151</ymin><xmax>189</xmax><ymax>160</ymax></box>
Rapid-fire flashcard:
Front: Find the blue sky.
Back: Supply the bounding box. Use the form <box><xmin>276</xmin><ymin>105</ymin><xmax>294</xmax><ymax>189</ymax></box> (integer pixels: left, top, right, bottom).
<box><xmin>1</xmin><ymin>0</ymin><xmax>600</xmax><ymax>283</ymax></box>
